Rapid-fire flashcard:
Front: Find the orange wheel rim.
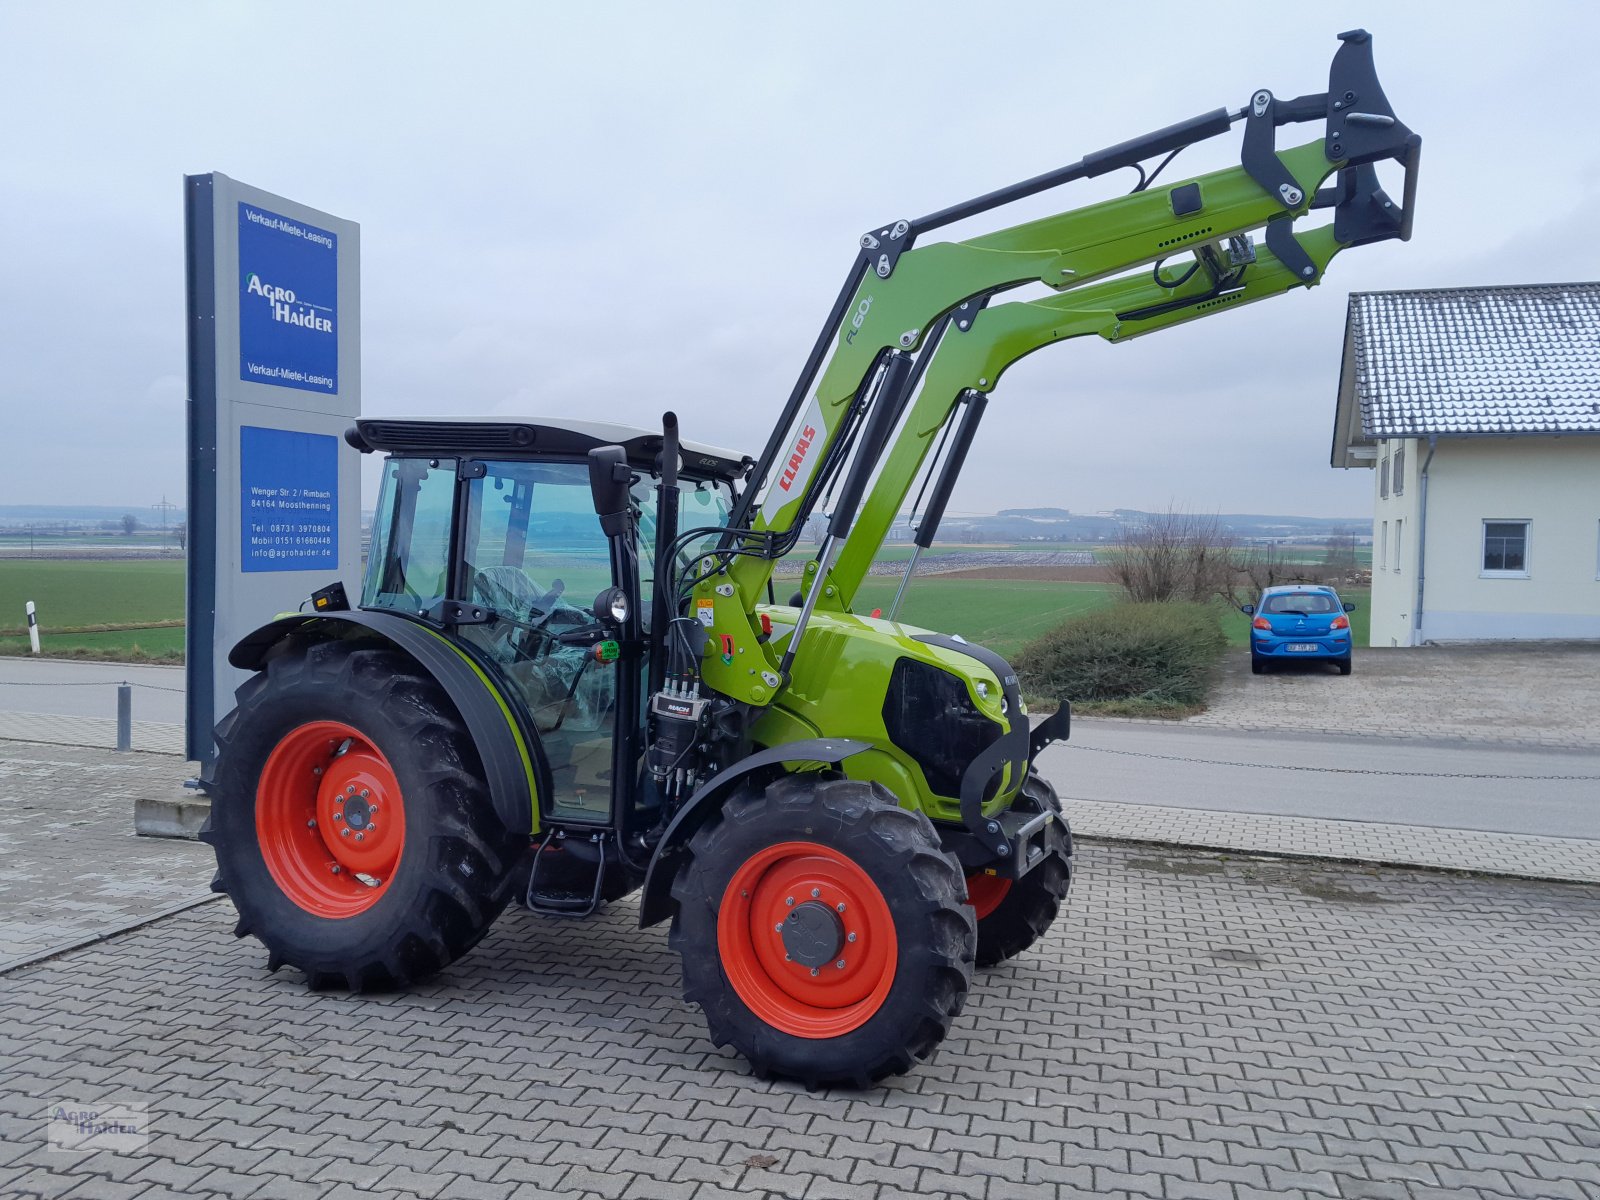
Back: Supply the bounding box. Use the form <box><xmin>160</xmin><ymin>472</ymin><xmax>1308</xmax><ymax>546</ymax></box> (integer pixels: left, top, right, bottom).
<box><xmin>966</xmin><ymin>872</ymin><xmax>1011</xmax><ymax>921</ymax></box>
<box><xmin>256</xmin><ymin>720</ymin><xmax>405</xmax><ymax>917</ymax></box>
<box><xmin>717</xmin><ymin>840</ymin><xmax>897</xmax><ymax>1039</ymax></box>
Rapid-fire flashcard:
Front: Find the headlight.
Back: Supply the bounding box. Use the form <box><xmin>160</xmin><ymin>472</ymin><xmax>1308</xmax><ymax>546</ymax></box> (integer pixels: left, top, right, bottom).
<box><xmin>593</xmin><ymin>586</ymin><xmax>630</xmax><ymax>624</ymax></box>
<box><xmin>975</xmin><ymin>680</ymin><xmax>990</xmax><ymax>700</ymax></box>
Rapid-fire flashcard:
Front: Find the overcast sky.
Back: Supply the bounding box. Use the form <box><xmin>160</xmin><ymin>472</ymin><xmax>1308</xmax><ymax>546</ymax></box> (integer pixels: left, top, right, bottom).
<box><xmin>3</xmin><ymin>2</ymin><xmax>1597</xmax><ymax>520</ymax></box>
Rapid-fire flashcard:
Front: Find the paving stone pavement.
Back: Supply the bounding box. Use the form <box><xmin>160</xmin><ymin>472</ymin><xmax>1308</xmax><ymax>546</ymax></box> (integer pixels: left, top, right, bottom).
<box><xmin>1068</xmin><ymin>798</ymin><xmax>1600</xmax><ymax>885</ymax></box>
<box><xmin>0</xmin><ymin>711</ymin><xmax>186</xmax><ymax>756</ymax></box>
<box><xmin>0</xmin><ymin>743</ymin><xmax>209</xmax><ymax>970</ymax></box>
<box><xmin>2</xmin><ymin>843</ymin><xmax>1599</xmax><ymax>1199</ymax></box>
<box><xmin>1183</xmin><ymin>644</ymin><xmax>1600</xmax><ymax>748</ymax></box>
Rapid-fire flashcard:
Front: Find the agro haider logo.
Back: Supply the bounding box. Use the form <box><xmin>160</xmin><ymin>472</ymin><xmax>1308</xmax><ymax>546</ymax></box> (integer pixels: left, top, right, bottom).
<box><xmin>244</xmin><ymin>272</ymin><xmax>334</xmax><ymax>333</ymax></box>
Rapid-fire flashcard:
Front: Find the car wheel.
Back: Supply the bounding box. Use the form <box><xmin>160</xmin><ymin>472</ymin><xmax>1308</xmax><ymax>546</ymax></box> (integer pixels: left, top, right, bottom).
<box><xmin>1336</xmin><ymin>656</ymin><xmax>1352</xmax><ymax>676</ymax></box>
<box><xmin>1250</xmin><ymin>653</ymin><xmax>1267</xmax><ymax>675</ymax></box>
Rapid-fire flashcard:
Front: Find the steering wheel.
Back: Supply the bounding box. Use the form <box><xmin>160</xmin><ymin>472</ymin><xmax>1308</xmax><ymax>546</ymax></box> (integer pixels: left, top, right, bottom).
<box><xmin>475</xmin><ymin>566</ymin><xmax>567</xmax><ymax>636</ymax></box>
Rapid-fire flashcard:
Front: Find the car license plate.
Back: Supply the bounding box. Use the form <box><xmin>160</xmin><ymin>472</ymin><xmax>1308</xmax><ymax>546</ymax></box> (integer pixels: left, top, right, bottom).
<box><xmin>1286</xmin><ymin>642</ymin><xmax>1318</xmax><ymax>652</ymax></box>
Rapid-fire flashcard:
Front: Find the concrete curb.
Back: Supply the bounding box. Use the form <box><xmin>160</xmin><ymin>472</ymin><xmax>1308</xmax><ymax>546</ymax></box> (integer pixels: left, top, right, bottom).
<box><xmin>1074</xmin><ymin>833</ymin><xmax>1600</xmax><ymax>888</ymax></box>
<box><xmin>133</xmin><ymin>795</ymin><xmax>210</xmax><ymax>840</ymax></box>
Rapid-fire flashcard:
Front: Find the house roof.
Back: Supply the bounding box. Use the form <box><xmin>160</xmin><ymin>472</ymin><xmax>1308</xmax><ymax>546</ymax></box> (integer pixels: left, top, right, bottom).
<box><xmin>1330</xmin><ymin>281</ymin><xmax>1600</xmax><ymax>467</ymax></box>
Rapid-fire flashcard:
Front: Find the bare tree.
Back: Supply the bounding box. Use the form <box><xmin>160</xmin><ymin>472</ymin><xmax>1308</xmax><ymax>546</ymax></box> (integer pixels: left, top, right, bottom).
<box><xmin>174</xmin><ymin>522</ymin><xmax>187</xmax><ymax>552</ymax></box>
<box><xmin>121</xmin><ymin>513</ymin><xmax>139</xmax><ymax>537</ymax></box>
<box><xmin>1322</xmin><ymin>528</ymin><xmax>1357</xmax><ymax>575</ymax></box>
<box><xmin>1111</xmin><ymin>509</ymin><xmax>1237</xmax><ymax>604</ymax></box>
<box><xmin>1227</xmin><ymin>542</ymin><xmax>1334</xmax><ymax>608</ymax></box>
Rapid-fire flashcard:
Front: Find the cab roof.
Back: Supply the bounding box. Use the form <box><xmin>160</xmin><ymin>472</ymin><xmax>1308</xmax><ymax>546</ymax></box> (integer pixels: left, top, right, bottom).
<box><xmin>345</xmin><ymin>417</ymin><xmax>751</xmax><ymax>481</ymax></box>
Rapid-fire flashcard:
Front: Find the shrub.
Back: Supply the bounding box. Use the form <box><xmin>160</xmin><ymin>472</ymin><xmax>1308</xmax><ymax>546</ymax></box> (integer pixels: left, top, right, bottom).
<box><xmin>1016</xmin><ymin>601</ymin><xmax>1227</xmax><ymax>712</ymax></box>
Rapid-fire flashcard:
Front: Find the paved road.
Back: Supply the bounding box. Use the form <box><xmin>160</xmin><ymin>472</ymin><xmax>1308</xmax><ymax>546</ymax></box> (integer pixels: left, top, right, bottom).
<box><xmin>1041</xmin><ymin>719</ymin><xmax>1600</xmax><ymax>841</ymax></box>
<box><xmin>4</xmin><ymin>657</ymin><xmax>1596</xmax><ymax>843</ymax></box>
<box><xmin>0</xmin><ymin>658</ymin><xmax>185</xmax><ymax>724</ymax></box>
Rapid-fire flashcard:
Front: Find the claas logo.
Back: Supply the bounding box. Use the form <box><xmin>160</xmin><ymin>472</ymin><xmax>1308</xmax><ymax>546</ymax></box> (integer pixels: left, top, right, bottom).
<box><xmin>777</xmin><ymin>425</ymin><xmax>817</xmax><ymax>493</ymax></box>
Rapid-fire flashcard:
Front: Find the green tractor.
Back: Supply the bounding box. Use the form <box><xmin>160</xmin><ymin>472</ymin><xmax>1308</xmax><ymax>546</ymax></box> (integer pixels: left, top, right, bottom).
<box><xmin>203</xmin><ymin>31</ymin><xmax>1418</xmax><ymax>1086</ymax></box>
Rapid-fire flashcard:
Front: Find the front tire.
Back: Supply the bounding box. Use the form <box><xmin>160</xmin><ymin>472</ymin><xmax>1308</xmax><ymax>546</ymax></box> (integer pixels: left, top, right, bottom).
<box><xmin>967</xmin><ymin>770</ymin><xmax>1073</xmax><ymax>968</ymax></box>
<box><xmin>201</xmin><ymin>641</ymin><xmax>522</xmax><ymax>991</ymax></box>
<box><xmin>671</xmin><ymin>774</ymin><xmax>975</xmax><ymax>1088</ymax></box>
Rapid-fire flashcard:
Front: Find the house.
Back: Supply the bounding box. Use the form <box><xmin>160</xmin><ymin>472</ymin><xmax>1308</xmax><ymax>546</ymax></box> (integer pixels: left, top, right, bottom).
<box><xmin>1330</xmin><ymin>282</ymin><xmax>1600</xmax><ymax>646</ymax></box>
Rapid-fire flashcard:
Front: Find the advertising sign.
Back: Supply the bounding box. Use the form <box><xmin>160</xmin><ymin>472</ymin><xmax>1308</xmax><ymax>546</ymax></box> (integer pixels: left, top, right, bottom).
<box><xmin>184</xmin><ymin>173</ymin><xmax>361</xmax><ymax>763</ymax></box>
<box><xmin>237</xmin><ymin>204</ymin><xmax>340</xmax><ymax>394</ymax></box>
<box><xmin>239</xmin><ymin>425</ymin><xmax>339</xmax><ymax>573</ymax></box>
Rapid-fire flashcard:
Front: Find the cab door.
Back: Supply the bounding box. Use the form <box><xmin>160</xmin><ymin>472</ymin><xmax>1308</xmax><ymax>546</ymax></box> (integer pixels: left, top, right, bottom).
<box><xmin>453</xmin><ymin>459</ymin><xmax>633</xmax><ymax>826</ymax></box>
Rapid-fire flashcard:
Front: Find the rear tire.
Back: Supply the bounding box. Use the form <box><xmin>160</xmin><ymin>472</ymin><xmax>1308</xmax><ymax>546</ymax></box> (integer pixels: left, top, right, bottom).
<box><xmin>201</xmin><ymin>641</ymin><xmax>522</xmax><ymax>991</ymax></box>
<box><xmin>969</xmin><ymin>771</ymin><xmax>1073</xmax><ymax>968</ymax></box>
<box><xmin>1251</xmin><ymin>653</ymin><xmax>1268</xmax><ymax>675</ymax></box>
<box><xmin>671</xmin><ymin>774</ymin><xmax>975</xmax><ymax>1088</ymax></box>
<box><xmin>1336</xmin><ymin>656</ymin><xmax>1353</xmax><ymax>676</ymax></box>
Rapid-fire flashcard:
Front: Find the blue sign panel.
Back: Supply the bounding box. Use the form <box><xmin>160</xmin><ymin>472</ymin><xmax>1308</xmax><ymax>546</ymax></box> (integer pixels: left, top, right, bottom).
<box><xmin>238</xmin><ymin>203</ymin><xmax>338</xmax><ymax>393</ymax></box>
<box><xmin>239</xmin><ymin>426</ymin><xmax>339</xmax><ymax>572</ymax></box>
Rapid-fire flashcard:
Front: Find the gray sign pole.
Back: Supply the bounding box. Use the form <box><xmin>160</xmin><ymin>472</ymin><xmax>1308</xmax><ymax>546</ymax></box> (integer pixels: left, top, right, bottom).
<box><xmin>183</xmin><ymin>173</ymin><xmax>361</xmax><ymax>764</ymax></box>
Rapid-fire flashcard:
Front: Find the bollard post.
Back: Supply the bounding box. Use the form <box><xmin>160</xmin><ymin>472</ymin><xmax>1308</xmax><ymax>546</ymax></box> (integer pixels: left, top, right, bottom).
<box><xmin>26</xmin><ymin>601</ymin><xmax>40</xmax><ymax>655</ymax></box>
<box><xmin>116</xmin><ymin>684</ymin><xmax>132</xmax><ymax>752</ymax></box>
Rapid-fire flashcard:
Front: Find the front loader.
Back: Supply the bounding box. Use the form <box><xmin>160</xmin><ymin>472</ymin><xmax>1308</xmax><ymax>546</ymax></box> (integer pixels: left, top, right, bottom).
<box><xmin>202</xmin><ymin>30</ymin><xmax>1419</xmax><ymax>1086</ymax></box>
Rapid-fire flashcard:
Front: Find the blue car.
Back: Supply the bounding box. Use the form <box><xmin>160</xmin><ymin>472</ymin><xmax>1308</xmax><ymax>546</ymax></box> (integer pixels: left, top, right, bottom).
<box><xmin>1240</xmin><ymin>584</ymin><xmax>1357</xmax><ymax>676</ymax></box>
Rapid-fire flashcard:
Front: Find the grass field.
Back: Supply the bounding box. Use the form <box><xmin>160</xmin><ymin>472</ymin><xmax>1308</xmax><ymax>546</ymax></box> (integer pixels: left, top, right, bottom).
<box><xmin>855</xmin><ymin>579</ymin><xmax>1117</xmax><ymax>658</ymax></box>
<box><xmin>0</xmin><ymin>560</ymin><xmax>185</xmax><ymax>660</ymax></box>
<box><xmin>0</xmin><ymin>556</ymin><xmax>1369</xmax><ymax>666</ymax></box>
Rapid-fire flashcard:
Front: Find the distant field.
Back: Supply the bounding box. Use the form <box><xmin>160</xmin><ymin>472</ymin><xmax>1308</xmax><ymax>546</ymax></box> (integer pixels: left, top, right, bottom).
<box><xmin>0</xmin><ymin>560</ymin><xmax>185</xmax><ymax>660</ymax></box>
<box><xmin>0</xmin><ymin>556</ymin><xmax>1370</xmax><ymax>666</ymax></box>
<box><xmin>854</xmin><ymin>578</ymin><xmax>1118</xmax><ymax>658</ymax></box>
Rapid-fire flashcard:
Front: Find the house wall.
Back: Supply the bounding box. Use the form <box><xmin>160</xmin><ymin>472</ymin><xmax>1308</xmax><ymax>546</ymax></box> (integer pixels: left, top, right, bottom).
<box><xmin>1369</xmin><ymin>438</ymin><xmax>1422</xmax><ymax>646</ymax></box>
<box><xmin>1370</xmin><ymin>436</ymin><xmax>1600</xmax><ymax>645</ymax></box>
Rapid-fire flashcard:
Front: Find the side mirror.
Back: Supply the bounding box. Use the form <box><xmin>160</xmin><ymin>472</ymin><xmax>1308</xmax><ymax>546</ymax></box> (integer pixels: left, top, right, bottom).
<box><xmin>1344</xmin><ymin>601</ymin><xmax>1358</xmax><ymax>612</ymax></box>
<box><xmin>587</xmin><ymin>446</ymin><xmax>632</xmax><ymax>538</ymax></box>
<box><xmin>1239</xmin><ymin>603</ymin><xmax>1256</xmax><ymax>616</ymax></box>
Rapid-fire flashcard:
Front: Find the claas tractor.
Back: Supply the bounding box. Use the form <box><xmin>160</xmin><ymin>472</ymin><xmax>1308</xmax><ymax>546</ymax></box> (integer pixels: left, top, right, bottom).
<box><xmin>202</xmin><ymin>31</ymin><xmax>1419</xmax><ymax>1086</ymax></box>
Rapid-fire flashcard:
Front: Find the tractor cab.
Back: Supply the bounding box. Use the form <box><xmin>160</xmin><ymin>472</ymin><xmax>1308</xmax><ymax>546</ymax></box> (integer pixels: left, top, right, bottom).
<box><xmin>346</xmin><ymin>417</ymin><xmax>748</xmax><ymax>830</ymax></box>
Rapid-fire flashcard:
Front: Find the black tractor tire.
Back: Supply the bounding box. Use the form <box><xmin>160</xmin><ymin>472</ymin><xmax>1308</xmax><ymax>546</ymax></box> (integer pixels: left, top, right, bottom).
<box><xmin>971</xmin><ymin>770</ymin><xmax>1074</xmax><ymax>969</ymax></box>
<box><xmin>671</xmin><ymin>774</ymin><xmax>975</xmax><ymax>1088</ymax></box>
<box><xmin>201</xmin><ymin>640</ymin><xmax>523</xmax><ymax>991</ymax></box>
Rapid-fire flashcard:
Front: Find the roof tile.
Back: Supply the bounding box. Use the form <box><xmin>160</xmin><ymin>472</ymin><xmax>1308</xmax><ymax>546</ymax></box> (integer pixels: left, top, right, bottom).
<box><xmin>1348</xmin><ymin>282</ymin><xmax>1600</xmax><ymax>437</ymax></box>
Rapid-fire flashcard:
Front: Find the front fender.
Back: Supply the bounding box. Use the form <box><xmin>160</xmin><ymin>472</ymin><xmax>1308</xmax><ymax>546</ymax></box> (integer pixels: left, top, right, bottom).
<box><xmin>229</xmin><ymin>610</ymin><xmax>546</xmax><ymax>835</ymax></box>
<box><xmin>637</xmin><ymin>738</ymin><xmax>870</xmax><ymax>928</ymax></box>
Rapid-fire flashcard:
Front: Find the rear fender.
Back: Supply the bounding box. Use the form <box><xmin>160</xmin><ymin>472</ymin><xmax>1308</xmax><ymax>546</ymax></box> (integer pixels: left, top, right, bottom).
<box><xmin>229</xmin><ymin>611</ymin><xmax>546</xmax><ymax>835</ymax></box>
<box><xmin>637</xmin><ymin>738</ymin><xmax>870</xmax><ymax>928</ymax></box>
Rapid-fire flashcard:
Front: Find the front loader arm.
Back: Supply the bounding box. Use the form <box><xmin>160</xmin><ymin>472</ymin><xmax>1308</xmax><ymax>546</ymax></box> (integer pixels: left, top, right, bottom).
<box><xmin>736</xmin><ymin>140</ymin><xmax>1335</xmax><ymax>560</ymax></box>
<box><xmin>684</xmin><ymin>30</ymin><xmax>1417</xmax><ymax>706</ymax></box>
<box><xmin>723</xmin><ymin>29</ymin><xmax>1417</xmax><ymax>593</ymax></box>
<box><xmin>827</xmin><ymin>222</ymin><xmax>1353</xmax><ymax>608</ymax></box>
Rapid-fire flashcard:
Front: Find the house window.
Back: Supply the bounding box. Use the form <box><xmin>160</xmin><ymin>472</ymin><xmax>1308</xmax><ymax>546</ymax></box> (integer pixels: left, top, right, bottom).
<box><xmin>1379</xmin><ymin>520</ymin><xmax>1388</xmax><ymax>570</ymax></box>
<box><xmin>1482</xmin><ymin>520</ymin><xmax>1530</xmax><ymax>577</ymax></box>
<box><xmin>1379</xmin><ymin>455</ymin><xmax>1390</xmax><ymax>499</ymax></box>
<box><xmin>1394</xmin><ymin>518</ymin><xmax>1403</xmax><ymax>573</ymax></box>
<box><xmin>1393</xmin><ymin>444</ymin><xmax>1405</xmax><ymax>496</ymax></box>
